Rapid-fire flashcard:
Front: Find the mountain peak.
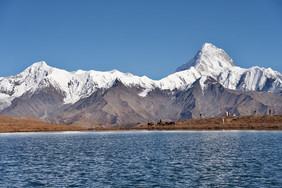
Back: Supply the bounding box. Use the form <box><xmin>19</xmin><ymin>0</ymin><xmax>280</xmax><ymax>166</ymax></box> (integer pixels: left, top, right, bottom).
<box><xmin>201</xmin><ymin>42</ymin><xmax>215</xmax><ymax>50</ymax></box>
<box><xmin>29</xmin><ymin>61</ymin><xmax>48</xmax><ymax>68</ymax></box>
<box><xmin>176</xmin><ymin>43</ymin><xmax>234</xmax><ymax>72</ymax></box>
<box><xmin>17</xmin><ymin>61</ymin><xmax>55</xmax><ymax>82</ymax></box>
<box><xmin>23</xmin><ymin>61</ymin><xmax>53</xmax><ymax>73</ymax></box>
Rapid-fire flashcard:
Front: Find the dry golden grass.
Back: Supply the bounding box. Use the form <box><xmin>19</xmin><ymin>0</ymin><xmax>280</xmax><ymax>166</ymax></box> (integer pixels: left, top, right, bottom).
<box><xmin>101</xmin><ymin>114</ymin><xmax>282</xmax><ymax>131</ymax></box>
<box><xmin>2</xmin><ymin>114</ymin><xmax>281</xmax><ymax>133</ymax></box>
<box><xmin>0</xmin><ymin>115</ymin><xmax>93</xmax><ymax>133</ymax></box>
<box><xmin>170</xmin><ymin>114</ymin><xmax>282</xmax><ymax>130</ymax></box>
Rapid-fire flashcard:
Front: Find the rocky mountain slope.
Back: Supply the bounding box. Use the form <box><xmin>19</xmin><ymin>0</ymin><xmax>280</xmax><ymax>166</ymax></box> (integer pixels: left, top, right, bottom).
<box><xmin>0</xmin><ymin>43</ymin><xmax>281</xmax><ymax>126</ymax></box>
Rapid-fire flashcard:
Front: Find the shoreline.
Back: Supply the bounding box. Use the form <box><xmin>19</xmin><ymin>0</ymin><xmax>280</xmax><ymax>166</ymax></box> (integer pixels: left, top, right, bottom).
<box><xmin>1</xmin><ymin>129</ymin><xmax>282</xmax><ymax>135</ymax></box>
<box><xmin>0</xmin><ymin>114</ymin><xmax>281</xmax><ymax>133</ymax></box>
<box><xmin>94</xmin><ymin>127</ymin><xmax>282</xmax><ymax>132</ymax></box>
<box><xmin>1</xmin><ymin>127</ymin><xmax>281</xmax><ymax>134</ymax></box>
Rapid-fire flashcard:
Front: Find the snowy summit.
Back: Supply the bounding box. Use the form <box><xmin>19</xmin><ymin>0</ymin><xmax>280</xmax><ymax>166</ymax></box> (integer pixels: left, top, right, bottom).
<box><xmin>176</xmin><ymin>43</ymin><xmax>234</xmax><ymax>72</ymax></box>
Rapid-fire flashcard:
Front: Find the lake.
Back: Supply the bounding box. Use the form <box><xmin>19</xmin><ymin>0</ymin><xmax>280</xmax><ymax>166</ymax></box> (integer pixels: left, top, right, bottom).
<box><xmin>0</xmin><ymin>131</ymin><xmax>282</xmax><ymax>187</ymax></box>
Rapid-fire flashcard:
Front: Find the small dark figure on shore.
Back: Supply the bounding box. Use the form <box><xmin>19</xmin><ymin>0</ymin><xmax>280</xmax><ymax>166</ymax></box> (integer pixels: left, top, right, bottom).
<box><xmin>147</xmin><ymin>122</ymin><xmax>154</xmax><ymax>126</ymax></box>
<box><xmin>200</xmin><ymin>113</ymin><xmax>202</xmax><ymax>119</ymax></box>
<box><xmin>254</xmin><ymin>110</ymin><xmax>257</xmax><ymax>115</ymax></box>
<box><xmin>165</xmin><ymin>121</ymin><xmax>175</xmax><ymax>126</ymax></box>
<box><xmin>269</xmin><ymin>109</ymin><xmax>271</xmax><ymax>115</ymax></box>
<box><xmin>157</xmin><ymin>119</ymin><xmax>164</xmax><ymax>126</ymax></box>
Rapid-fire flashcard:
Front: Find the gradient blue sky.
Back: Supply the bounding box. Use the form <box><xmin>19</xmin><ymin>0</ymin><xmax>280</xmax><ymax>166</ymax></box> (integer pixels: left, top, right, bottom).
<box><xmin>0</xmin><ymin>0</ymin><xmax>281</xmax><ymax>79</ymax></box>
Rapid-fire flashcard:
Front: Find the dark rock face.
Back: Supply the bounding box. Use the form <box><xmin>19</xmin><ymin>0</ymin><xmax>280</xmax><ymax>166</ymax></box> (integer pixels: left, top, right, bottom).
<box><xmin>1</xmin><ymin>77</ymin><xmax>282</xmax><ymax>127</ymax></box>
<box><xmin>0</xmin><ymin>86</ymin><xmax>66</xmax><ymax>118</ymax></box>
<box><xmin>49</xmin><ymin>80</ymin><xmax>176</xmax><ymax>125</ymax></box>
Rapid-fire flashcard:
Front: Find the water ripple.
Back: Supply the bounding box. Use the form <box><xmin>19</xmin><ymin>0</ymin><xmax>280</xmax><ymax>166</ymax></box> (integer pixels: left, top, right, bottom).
<box><xmin>0</xmin><ymin>131</ymin><xmax>282</xmax><ymax>187</ymax></box>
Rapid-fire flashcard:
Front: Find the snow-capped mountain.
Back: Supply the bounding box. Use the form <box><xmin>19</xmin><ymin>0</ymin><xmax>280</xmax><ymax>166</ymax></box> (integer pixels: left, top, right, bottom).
<box><xmin>0</xmin><ymin>43</ymin><xmax>281</xmax><ymax>125</ymax></box>
<box><xmin>0</xmin><ymin>61</ymin><xmax>155</xmax><ymax>110</ymax></box>
<box><xmin>174</xmin><ymin>43</ymin><xmax>282</xmax><ymax>92</ymax></box>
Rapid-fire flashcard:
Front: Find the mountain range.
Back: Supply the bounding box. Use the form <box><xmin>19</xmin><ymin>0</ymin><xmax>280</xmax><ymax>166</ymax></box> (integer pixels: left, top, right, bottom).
<box><xmin>0</xmin><ymin>43</ymin><xmax>281</xmax><ymax>127</ymax></box>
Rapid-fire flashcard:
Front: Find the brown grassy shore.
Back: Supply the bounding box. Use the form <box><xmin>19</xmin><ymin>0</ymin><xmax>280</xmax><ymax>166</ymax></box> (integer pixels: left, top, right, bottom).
<box><xmin>0</xmin><ymin>115</ymin><xmax>93</xmax><ymax>133</ymax></box>
<box><xmin>96</xmin><ymin>114</ymin><xmax>282</xmax><ymax>131</ymax></box>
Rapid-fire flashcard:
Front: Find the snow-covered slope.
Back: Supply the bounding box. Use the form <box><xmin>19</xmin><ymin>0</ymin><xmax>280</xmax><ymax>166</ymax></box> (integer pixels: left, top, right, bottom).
<box><xmin>0</xmin><ymin>61</ymin><xmax>155</xmax><ymax>109</ymax></box>
<box><xmin>0</xmin><ymin>43</ymin><xmax>281</xmax><ymax>112</ymax></box>
<box><xmin>176</xmin><ymin>43</ymin><xmax>235</xmax><ymax>72</ymax></box>
<box><xmin>174</xmin><ymin>43</ymin><xmax>282</xmax><ymax>92</ymax></box>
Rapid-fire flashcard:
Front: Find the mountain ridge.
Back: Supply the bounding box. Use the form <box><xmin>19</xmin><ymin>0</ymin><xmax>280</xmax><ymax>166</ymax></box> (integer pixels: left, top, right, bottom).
<box><xmin>1</xmin><ymin>42</ymin><xmax>281</xmax><ymax>109</ymax></box>
<box><xmin>0</xmin><ymin>43</ymin><xmax>281</xmax><ymax>126</ymax></box>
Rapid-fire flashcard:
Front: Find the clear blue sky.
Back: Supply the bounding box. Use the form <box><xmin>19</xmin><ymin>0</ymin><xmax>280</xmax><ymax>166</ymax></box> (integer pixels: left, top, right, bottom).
<box><xmin>0</xmin><ymin>0</ymin><xmax>281</xmax><ymax>79</ymax></box>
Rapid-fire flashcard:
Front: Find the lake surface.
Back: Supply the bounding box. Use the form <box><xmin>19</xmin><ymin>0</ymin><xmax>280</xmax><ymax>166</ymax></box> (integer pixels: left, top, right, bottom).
<box><xmin>0</xmin><ymin>131</ymin><xmax>282</xmax><ymax>187</ymax></box>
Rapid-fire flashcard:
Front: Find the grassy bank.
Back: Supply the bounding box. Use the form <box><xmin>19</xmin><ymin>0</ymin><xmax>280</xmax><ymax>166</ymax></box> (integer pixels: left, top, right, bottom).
<box><xmin>0</xmin><ymin>115</ymin><xmax>93</xmax><ymax>133</ymax></box>
<box><xmin>1</xmin><ymin>114</ymin><xmax>281</xmax><ymax>133</ymax></box>
<box><xmin>96</xmin><ymin>115</ymin><xmax>282</xmax><ymax>131</ymax></box>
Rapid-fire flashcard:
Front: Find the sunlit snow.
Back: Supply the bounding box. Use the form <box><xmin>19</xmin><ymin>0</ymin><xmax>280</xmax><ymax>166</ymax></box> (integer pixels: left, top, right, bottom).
<box><xmin>0</xmin><ymin>43</ymin><xmax>281</xmax><ymax>111</ymax></box>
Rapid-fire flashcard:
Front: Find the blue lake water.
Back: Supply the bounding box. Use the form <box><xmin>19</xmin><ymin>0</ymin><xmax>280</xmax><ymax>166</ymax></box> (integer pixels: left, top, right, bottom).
<box><xmin>0</xmin><ymin>131</ymin><xmax>282</xmax><ymax>187</ymax></box>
